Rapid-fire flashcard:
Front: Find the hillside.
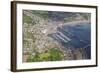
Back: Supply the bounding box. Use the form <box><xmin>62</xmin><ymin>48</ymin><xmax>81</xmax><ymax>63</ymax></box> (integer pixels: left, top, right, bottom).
<box><xmin>23</xmin><ymin>10</ymin><xmax>91</xmax><ymax>62</ymax></box>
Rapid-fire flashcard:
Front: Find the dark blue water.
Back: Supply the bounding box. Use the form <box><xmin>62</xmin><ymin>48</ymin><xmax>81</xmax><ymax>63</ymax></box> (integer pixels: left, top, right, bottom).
<box><xmin>49</xmin><ymin>22</ymin><xmax>91</xmax><ymax>59</ymax></box>
<box><xmin>62</xmin><ymin>23</ymin><xmax>91</xmax><ymax>43</ymax></box>
<box><xmin>48</xmin><ymin>12</ymin><xmax>76</xmax><ymax>21</ymax></box>
<box><xmin>62</xmin><ymin>23</ymin><xmax>91</xmax><ymax>48</ymax></box>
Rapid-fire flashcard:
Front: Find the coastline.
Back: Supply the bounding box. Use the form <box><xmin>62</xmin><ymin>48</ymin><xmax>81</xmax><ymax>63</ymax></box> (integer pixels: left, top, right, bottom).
<box><xmin>64</xmin><ymin>20</ymin><xmax>90</xmax><ymax>25</ymax></box>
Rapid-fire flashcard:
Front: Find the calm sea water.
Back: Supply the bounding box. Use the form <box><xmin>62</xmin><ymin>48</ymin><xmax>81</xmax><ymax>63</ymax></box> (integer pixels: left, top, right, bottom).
<box><xmin>50</xmin><ymin>22</ymin><xmax>91</xmax><ymax>59</ymax></box>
